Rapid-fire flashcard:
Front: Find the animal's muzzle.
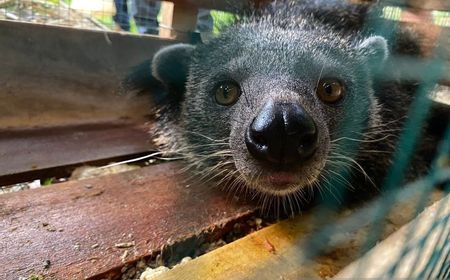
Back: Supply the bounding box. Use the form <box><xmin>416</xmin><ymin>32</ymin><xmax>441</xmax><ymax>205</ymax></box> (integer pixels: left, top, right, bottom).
<box><xmin>245</xmin><ymin>100</ymin><xmax>318</xmax><ymax>165</ymax></box>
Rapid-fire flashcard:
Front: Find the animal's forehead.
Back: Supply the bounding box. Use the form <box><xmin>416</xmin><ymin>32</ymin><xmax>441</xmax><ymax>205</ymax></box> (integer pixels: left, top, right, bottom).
<box><xmin>243</xmin><ymin>26</ymin><xmax>341</xmax><ymax>49</ymax></box>
<box><xmin>195</xmin><ymin>24</ymin><xmax>354</xmax><ymax>71</ymax></box>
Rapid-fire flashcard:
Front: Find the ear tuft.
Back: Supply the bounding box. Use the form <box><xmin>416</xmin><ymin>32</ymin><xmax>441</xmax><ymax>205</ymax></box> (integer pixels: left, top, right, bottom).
<box><xmin>357</xmin><ymin>36</ymin><xmax>389</xmax><ymax>69</ymax></box>
<box><xmin>152</xmin><ymin>44</ymin><xmax>195</xmax><ymax>97</ymax></box>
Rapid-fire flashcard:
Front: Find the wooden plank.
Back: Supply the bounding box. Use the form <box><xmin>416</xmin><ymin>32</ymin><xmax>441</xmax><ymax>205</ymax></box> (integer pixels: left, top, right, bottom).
<box><xmin>0</xmin><ymin>20</ymin><xmax>174</xmax><ymax>129</ymax></box>
<box><xmin>0</xmin><ymin>163</ymin><xmax>257</xmax><ymax>279</ymax></box>
<box><xmin>171</xmin><ymin>2</ymin><xmax>198</xmax><ymax>41</ymax></box>
<box><xmin>0</xmin><ymin>121</ymin><xmax>153</xmax><ymax>182</ymax></box>
<box><xmin>159</xmin><ymin>1</ymin><xmax>198</xmax><ymax>40</ymax></box>
<box><xmin>159</xmin><ymin>1</ymin><xmax>175</xmax><ymax>38</ymax></box>
<box><xmin>335</xmin><ymin>194</ymin><xmax>450</xmax><ymax>278</ymax></box>
<box><xmin>152</xmin><ymin>180</ymin><xmax>445</xmax><ymax>280</ymax></box>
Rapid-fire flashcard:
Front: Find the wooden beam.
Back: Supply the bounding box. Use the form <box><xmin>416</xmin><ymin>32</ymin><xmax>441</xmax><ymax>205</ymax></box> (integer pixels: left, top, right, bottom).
<box><xmin>0</xmin><ymin>121</ymin><xmax>153</xmax><ymax>183</ymax></box>
<box><xmin>152</xmin><ymin>184</ymin><xmax>445</xmax><ymax>280</ymax></box>
<box><xmin>0</xmin><ymin>20</ymin><xmax>174</xmax><ymax>129</ymax></box>
<box><xmin>0</xmin><ymin>163</ymin><xmax>257</xmax><ymax>279</ymax></box>
<box><xmin>159</xmin><ymin>1</ymin><xmax>198</xmax><ymax>41</ymax></box>
<box><xmin>159</xmin><ymin>1</ymin><xmax>175</xmax><ymax>38</ymax></box>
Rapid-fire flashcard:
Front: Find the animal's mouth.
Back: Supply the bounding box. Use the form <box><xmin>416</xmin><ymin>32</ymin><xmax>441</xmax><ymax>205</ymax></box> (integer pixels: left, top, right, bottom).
<box><xmin>239</xmin><ymin>160</ymin><xmax>326</xmax><ymax>196</ymax></box>
<box><xmin>266</xmin><ymin>171</ymin><xmax>297</xmax><ymax>187</ymax></box>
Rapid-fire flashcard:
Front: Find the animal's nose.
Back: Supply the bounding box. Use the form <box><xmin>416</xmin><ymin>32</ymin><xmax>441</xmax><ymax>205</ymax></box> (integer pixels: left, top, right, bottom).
<box><xmin>245</xmin><ymin>100</ymin><xmax>318</xmax><ymax>165</ymax></box>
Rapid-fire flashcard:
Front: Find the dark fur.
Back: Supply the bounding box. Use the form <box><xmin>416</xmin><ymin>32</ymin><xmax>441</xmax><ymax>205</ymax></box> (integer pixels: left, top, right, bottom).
<box><xmin>125</xmin><ymin>0</ymin><xmax>449</xmax><ymax>214</ymax></box>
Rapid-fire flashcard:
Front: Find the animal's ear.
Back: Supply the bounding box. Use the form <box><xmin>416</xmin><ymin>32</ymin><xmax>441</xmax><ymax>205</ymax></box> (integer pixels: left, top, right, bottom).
<box><xmin>357</xmin><ymin>36</ymin><xmax>389</xmax><ymax>70</ymax></box>
<box><xmin>152</xmin><ymin>43</ymin><xmax>195</xmax><ymax>99</ymax></box>
<box><xmin>122</xmin><ymin>43</ymin><xmax>194</xmax><ymax>105</ymax></box>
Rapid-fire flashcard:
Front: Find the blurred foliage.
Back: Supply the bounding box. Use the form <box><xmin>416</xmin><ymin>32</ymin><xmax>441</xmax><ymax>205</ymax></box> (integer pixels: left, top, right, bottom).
<box><xmin>211</xmin><ymin>10</ymin><xmax>236</xmax><ymax>34</ymax></box>
<box><xmin>41</xmin><ymin>177</ymin><xmax>55</xmax><ymax>186</ymax></box>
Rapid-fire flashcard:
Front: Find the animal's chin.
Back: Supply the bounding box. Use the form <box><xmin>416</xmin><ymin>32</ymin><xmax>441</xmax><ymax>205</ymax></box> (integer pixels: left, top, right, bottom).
<box><xmin>243</xmin><ymin>167</ymin><xmax>323</xmax><ymax>196</ymax></box>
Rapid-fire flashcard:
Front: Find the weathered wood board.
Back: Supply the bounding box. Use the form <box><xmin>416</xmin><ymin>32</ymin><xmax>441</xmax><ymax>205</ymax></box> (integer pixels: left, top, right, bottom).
<box><xmin>0</xmin><ymin>121</ymin><xmax>153</xmax><ymax>182</ymax></box>
<box><xmin>0</xmin><ymin>20</ymin><xmax>173</xmax><ymax>129</ymax></box>
<box><xmin>0</xmin><ymin>21</ymin><xmax>171</xmax><ymax>185</ymax></box>
<box><xmin>151</xmin><ymin>184</ymin><xmax>445</xmax><ymax>280</ymax></box>
<box><xmin>0</xmin><ymin>163</ymin><xmax>257</xmax><ymax>279</ymax></box>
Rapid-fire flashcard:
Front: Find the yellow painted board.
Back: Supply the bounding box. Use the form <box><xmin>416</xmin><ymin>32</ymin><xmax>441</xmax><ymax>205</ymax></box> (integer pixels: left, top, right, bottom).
<box><xmin>153</xmin><ymin>188</ymin><xmax>444</xmax><ymax>280</ymax></box>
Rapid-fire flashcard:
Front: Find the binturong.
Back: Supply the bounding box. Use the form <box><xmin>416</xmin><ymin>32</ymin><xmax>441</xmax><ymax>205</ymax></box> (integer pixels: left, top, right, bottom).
<box><xmin>124</xmin><ymin>0</ymin><xmax>449</xmax><ymax>215</ymax></box>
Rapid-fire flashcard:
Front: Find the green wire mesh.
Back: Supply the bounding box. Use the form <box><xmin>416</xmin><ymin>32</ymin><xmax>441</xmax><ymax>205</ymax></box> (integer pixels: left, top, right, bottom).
<box><xmin>1</xmin><ymin>0</ymin><xmax>448</xmax><ymax>278</ymax></box>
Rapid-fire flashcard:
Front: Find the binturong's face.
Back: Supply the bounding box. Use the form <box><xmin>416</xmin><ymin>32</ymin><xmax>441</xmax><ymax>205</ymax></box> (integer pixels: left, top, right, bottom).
<box><xmin>144</xmin><ymin>22</ymin><xmax>388</xmax><ymax>207</ymax></box>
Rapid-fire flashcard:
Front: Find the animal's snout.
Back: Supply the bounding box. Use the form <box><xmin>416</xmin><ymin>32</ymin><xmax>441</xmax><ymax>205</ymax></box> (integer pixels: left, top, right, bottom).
<box><xmin>245</xmin><ymin>100</ymin><xmax>318</xmax><ymax>165</ymax></box>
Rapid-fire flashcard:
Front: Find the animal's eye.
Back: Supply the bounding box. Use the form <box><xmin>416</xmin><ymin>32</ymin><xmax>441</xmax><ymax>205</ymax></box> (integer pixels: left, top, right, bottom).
<box><xmin>214</xmin><ymin>82</ymin><xmax>241</xmax><ymax>106</ymax></box>
<box><xmin>316</xmin><ymin>79</ymin><xmax>345</xmax><ymax>104</ymax></box>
